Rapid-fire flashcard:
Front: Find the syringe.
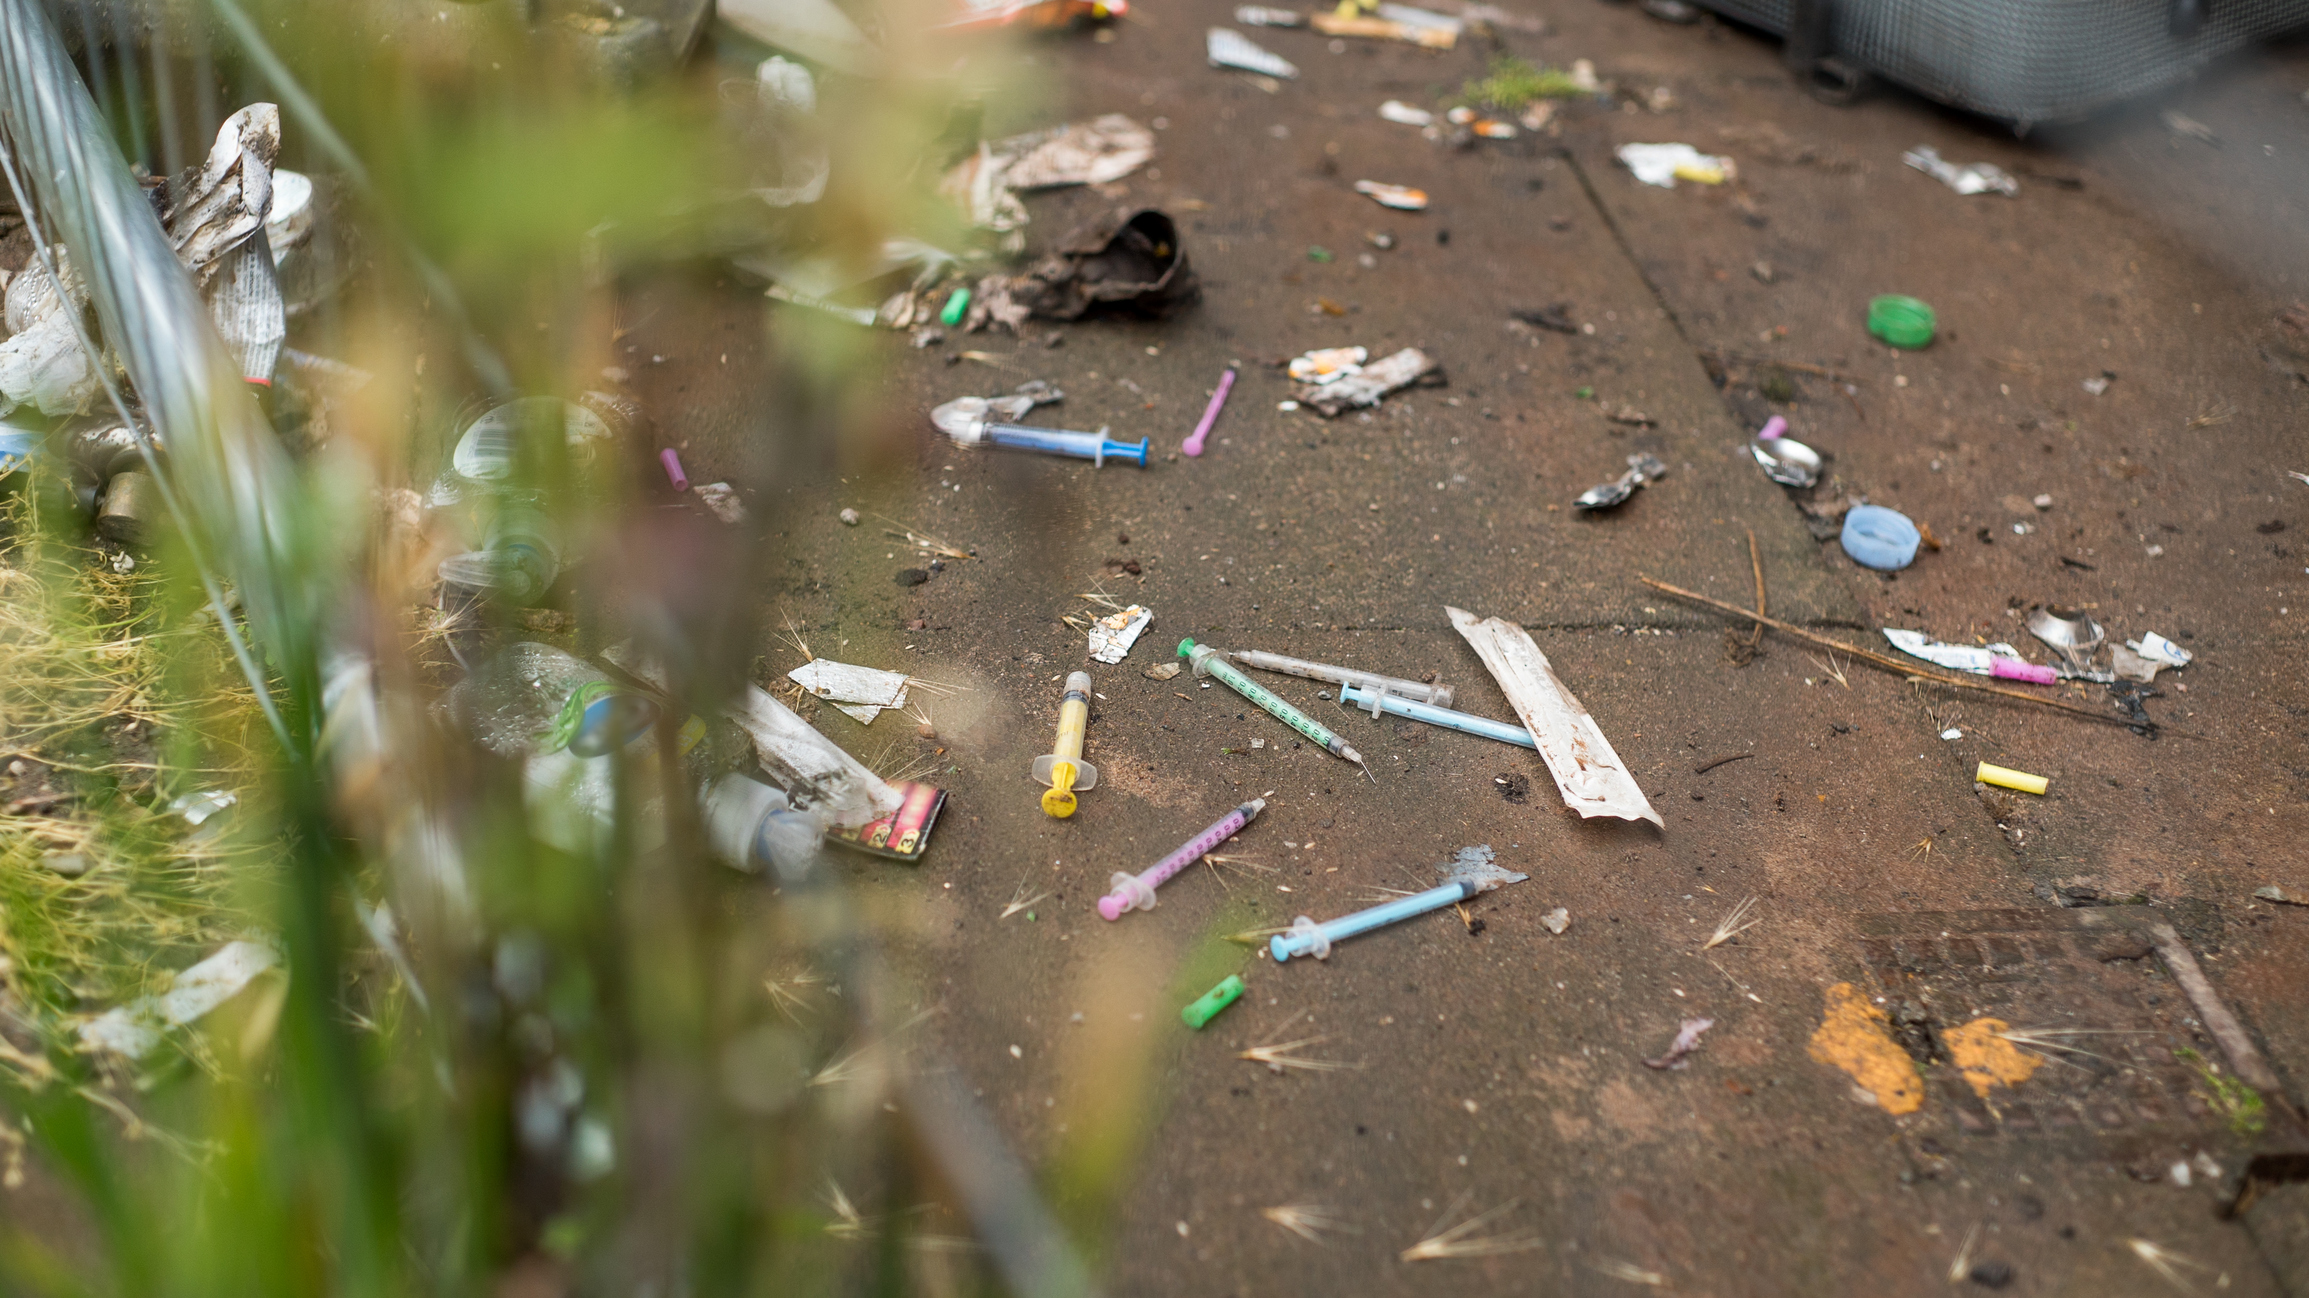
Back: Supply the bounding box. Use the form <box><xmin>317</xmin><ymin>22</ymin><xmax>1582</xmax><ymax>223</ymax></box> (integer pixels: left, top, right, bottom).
<box><xmin>1178</xmin><ymin>639</ymin><xmax>1369</xmax><ymax>776</ymax></box>
<box><xmin>1031</xmin><ymin>671</ymin><xmax>1099</xmax><ymax>817</ymax></box>
<box><xmin>1228</xmin><ymin>649</ymin><xmax>1453</xmax><ymax>709</ymax></box>
<box><xmin>1337</xmin><ymin>680</ymin><xmax>1534</xmax><ymax>749</ymax></box>
<box><xmin>1098</xmin><ymin>798</ymin><xmax>1265</xmax><ymax>920</ymax></box>
<box><xmin>943</xmin><ymin>413</ymin><xmax>1149</xmax><ymax>468</ymax></box>
<box><xmin>1270</xmin><ymin>846</ymin><xmax>1526</xmax><ymax>962</ymax></box>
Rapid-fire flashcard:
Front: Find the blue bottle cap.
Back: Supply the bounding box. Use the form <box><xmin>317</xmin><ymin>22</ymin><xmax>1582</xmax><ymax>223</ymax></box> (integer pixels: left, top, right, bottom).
<box><xmin>1841</xmin><ymin>504</ymin><xmax>1921</xmax><ymax>571</ymax></box>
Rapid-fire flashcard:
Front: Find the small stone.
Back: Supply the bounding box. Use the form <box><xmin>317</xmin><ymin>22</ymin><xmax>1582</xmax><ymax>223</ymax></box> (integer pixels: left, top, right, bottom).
<box><xmin>1751</xmin><ymin>260</ymin><xmax>1775</xmax><ymax>284</ymax></box>
<box><xmin>43</xmin><ymin>852</ymin><xmax>89</xmax><ymax>878</ymax></box>
<box><xmin>907</xmin><ymin>619</ymin><xmax>927</xmax><ymax>631</ymax></box>
<box><xmin>1144</xmin><ymin>662</ymin><xmax>1182</xmax><ymax>681</ymax></box>
<box><xmin>917</xmin><ymin>723</ymin><xmax>938</xmax><ymax>740</ymax></box>
<box><xmin>1968</xmin><ymin>1260</ymin><xmax>2014</xmax><ymax>1289</ymax></box>
<box><xmin>895</xmin><ymin>568</ymin><xmax>931</xmax><ymax>587</ymax></box>
<box><xmin>1541</xmin><ymin>907</ymin><xmax>1570</xmax><ymax>935</ymax></box>
<box><xmin>839</xmin><ymin>508</ymin><xmax>860</xmax><ymax>525</ymax></box>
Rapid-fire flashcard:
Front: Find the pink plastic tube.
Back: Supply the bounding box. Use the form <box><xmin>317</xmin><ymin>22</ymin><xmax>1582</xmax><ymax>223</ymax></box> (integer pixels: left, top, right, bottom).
<box><xmin>1182</xmin><ymin>368</ymin><xmax>1237</xmax><ymax>458</ymax></box>
<box><xmin>1098</xmin><ymin>799</ymin><xmax>1264</xmax><ymax>920</ymax></box>
<box><xmin>659</xmin><ymin>448</ymin><xmax>689</xmax><ymax>492</ymax></box>
<box><xmin>1990</xmin><ymin>657</ymin><xmax>2057</xmax><ymax>685</ymax></box>
<box><xmin>1757</xmin><ymin>415</ymin><xmax>1788</xmax><ymax>441</ymax></box>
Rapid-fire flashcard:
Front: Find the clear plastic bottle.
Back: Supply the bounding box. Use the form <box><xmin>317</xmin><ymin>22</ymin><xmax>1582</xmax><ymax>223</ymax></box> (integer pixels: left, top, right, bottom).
<box><xmin>436</xmin><ymin>500</ymin><xmax>562</xmax><ymax>605</ymax></box>
<box><xmin>445</xmin><ymin>642</ymin><xmax>664</xmax><ymax>857</ymax></box>
<box><xmin>700</xmin><ymin>772</ymin><xmax>823</xmax><ymax>881</ymax></box>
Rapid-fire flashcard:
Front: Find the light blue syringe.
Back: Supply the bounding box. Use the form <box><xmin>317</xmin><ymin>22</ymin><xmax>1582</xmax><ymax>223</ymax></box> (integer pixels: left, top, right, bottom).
<box><xmin>1270</xmin><ymin>846</ymin><xmax>1526</xmax><ymax>962</ymax></box>
<box><xmin>942</xmin><ymin>411</ymin><xmax>1149</xmax><ymax>467</ymax></box>
<box><xmin>1337</xmin><ymin>680</ymin><xmax>1535</xmax><ymax>749</ymax></box>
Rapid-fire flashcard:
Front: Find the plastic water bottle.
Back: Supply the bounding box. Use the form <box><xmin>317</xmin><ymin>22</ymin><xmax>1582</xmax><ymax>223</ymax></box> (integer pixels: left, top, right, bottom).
<box><xmin>700</xmin><ymin>773</ymin><xmax>824</xmax><ymax>881</ymax></box>
<box><xmin>445</xmin><ymin>643</ymin><xmax>664</xmax><ymax>857</ymax></box>
<box><xmin>437</xmin><ymin>501</ymin><xmax>562</xmax><ymax>604</ymax></box>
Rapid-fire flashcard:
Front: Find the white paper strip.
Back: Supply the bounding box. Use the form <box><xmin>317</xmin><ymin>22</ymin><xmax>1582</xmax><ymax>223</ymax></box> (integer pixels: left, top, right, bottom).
<box><xmin>1446</xmin><ymin>606</ymin><xmax>1661</xmax><ymax>827</ymax></box>
<box><xmin>788</xmin><ymin>659</ymin><xmax>910</xmax><ymax>725</ymax></box>
<box><xmin>80</xmin><ymin>940</ymin><xmax>278</xmax><ymax>1058</ymax></box>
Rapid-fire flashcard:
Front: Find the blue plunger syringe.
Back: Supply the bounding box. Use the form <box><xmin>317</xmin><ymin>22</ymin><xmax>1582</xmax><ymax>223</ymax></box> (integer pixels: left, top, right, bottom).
<box><xmin>934</xmin><ymin>401</ymin><xmax>1148</xmax><ymax>467</ymax></box>
<box><xmin>1270</xmin><ymin>846</ymin><xmax>1526</xmax><ymax>962</ymax></box>
<box><xmin>1337</xmin><ymin>680</ymin><xmax>1536</xmax><ymax>749</ymax></box>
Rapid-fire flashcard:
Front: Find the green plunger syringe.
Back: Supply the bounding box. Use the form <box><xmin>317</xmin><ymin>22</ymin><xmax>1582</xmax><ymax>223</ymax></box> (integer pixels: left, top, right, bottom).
<box><xmin>1178</xmin><ymin>638</ymin><xmax>1370</xmax><ymax>779</ymax></box>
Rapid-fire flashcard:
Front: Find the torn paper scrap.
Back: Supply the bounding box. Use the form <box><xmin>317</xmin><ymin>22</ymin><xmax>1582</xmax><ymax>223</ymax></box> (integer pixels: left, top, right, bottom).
<box><xmin>1088</xmin><ymin>604</ymin><xmax>1153</xmax><ymax>663</ymax></box>
<box><xmin>1207</xmin><ymin>27</ymin><xmax>1300</xmax><ymax>78</ymax></box>
<box><xmin>788</xmin><ymin>659</ymin><xmax>911</xmax><ymax>724</ymax></box>
<box><xmin>994</xmin><ymin>114</ymin><xmax>1156</xmax><ymax>190</ymax></box>
<box><xmin>1298</xmin><ymin>347</ymin><xmax>1438</xmax><ymax>416</ymax></box>
<box><xmin>728</xmin><ymin>684</ymin><xmax>905</xmax><ymax>828</ymax></box>
<box><xmin>1616</xmin><ymin>142</ymin><xmax>1732</xmax><ymax>188</ymax></box>
<box><xmin>163</xmin><ymin>104</ymin><xmax>282</xmax><ymax>287</ymax></box>
<box><xmin>79</xmin><ymin>939</ymin><xmax>278</xmax><ymax>1058</ymax></box>
<box><xmin>1882</xmin><ymin>629</ymin><xmax>2026</xmax><ymax>675</ymax></box>
<box><xmin>1446</xmin><ymin>605</ymin><xmax>1661</xmax><ymax>826</ymax></box>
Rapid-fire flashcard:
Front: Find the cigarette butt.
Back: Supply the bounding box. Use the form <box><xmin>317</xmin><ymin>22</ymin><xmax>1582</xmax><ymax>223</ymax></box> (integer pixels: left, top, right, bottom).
<box><xmin>1975</xmin><ymin>762</ymin><xmax>2047</xmax><ymax>795</ymax></box>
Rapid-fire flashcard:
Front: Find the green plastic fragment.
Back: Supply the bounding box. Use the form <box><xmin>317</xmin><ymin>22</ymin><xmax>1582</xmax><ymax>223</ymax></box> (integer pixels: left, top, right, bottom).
<box><xmin>1181</xmin><ymin>974</ymin><xmax>1246</xmax><ymax>1030</ymax></box>
<box><xmin>1307</xmin><ymin>246</ymin><xmax>1334</xmax><ymax>263</ymax></box>
<box><xmin>940</xmin><ymin>287</ymin><xmax>972</xmax><ymax>327</ymax></box>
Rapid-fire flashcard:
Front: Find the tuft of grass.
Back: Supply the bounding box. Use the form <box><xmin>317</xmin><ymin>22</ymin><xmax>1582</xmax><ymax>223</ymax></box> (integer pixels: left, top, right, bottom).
<box><xmin>2175</xmin><ymin>1046</ymin><xmax>2267</xmax><ymax>1136</ymax></box>
<box><xmin>1460</xmin><ymin>57</ymin><xmax>1587</xmax><ymax>111</ymax></box>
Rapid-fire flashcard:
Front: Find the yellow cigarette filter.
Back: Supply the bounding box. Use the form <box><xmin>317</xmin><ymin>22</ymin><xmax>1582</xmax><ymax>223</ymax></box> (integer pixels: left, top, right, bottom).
<box><xmin>1032</xmin><ymin>671</ymin><xmax>1099</xmax><ymax>817</ymax></box>
<box><xmin>1974</xmin><ymin>762</ymin><xmax>2047</xmax><ymax>795</ymax></box>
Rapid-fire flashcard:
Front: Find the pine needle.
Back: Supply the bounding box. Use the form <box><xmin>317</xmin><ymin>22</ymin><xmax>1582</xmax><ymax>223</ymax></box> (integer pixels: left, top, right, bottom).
<box><xmin>999</xmin><ymin>876</ymin><xmax>1049</xmax><ymax>920</ymax></box>
<box><xmin>1948</xmin><ymin>1222</ymin><xmax>1980</xmax><ymax>1282</ymax></box>
<box><xmin>1240</xmin><ymin>1012</ymin><xmax>1359</xmax><ymax>1074</ymax></box>
<box><xmin>2126</xmin><ymin>1238</ymin><xmax>2214</xmax><ymax>1293</ymax></box>
<box><xmin>1262</xmin><ymin>1203</ymin><xmax>1355</xmax><ymax>1244</ymax></box>
<box><xmin>1591</xmin><ymin>1259</ymin><xmax>1668</xmax><ymax>1286</ymax></box>
<box><xmin>1399</xmin><ymin>1195</ymin><xmax>1541</xmax><ymax>1262</ymax></box>
<box><xmin>1702</xmin><ymin>895</ymin><xmax>1760</xmax><ymax>949</ymax></box>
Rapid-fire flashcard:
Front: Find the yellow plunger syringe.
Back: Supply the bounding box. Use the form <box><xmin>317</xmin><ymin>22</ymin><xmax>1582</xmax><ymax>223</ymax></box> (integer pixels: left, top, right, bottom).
<box><xmin>1033</xmin><ymin>671</ymin><xmax>1099</xmax><ymax>817</ymax></box>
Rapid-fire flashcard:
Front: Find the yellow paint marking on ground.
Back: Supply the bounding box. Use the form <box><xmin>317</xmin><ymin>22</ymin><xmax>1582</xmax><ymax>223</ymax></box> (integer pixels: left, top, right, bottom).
<box><xmin>1806</xmin><ymin>982</ymin><xmax>1924</xmax><ymax>1114</ymax></box>
<box><xmin>1941</xmin><ymin>1017</ymin><xmax>2043</xmax><ymax>1098</ymax></box>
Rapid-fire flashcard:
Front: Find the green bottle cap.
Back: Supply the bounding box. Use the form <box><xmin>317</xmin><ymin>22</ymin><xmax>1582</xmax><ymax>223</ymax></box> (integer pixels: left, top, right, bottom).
<box><xmin>1867</xmin><ymin>295</ymin><xmax>1936</xmax><ymax>350</ymax></box>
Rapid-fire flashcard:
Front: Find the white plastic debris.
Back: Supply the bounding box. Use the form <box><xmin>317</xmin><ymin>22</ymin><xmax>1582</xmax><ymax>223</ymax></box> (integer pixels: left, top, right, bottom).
<box><xmin>1939</xmin><ymin>727</ymin><xmax>1963</xmax><ymax>741</ymax></box>
<box><xmin>1207</xmin><ymin>27</ymin><xmax>1300</xmax><ymax>78</ymax></box>
<box><xmin>2129</xmin><ymin>632</ymin><xmax>2192</xmax><ymax>668</ymax></box>
<box><xmin>1882</xmin><ymin>629</ymin><xmax>2027</xmax><ymax>675</ymax></box>
<box><xmin>1353</xmin><ymin>180</ymin><xmax>1429</xmax><ymax>210</ymax></box>
<box><xmin>1288</xmin><ymin>345</ymin><xmax>1367</xmax><ymax>385</ymax></box>
<box><xmin>1541</xmin><ymin>907</ymin><xmax>1570</xmax><ymax>935</ymax></box>
<box><xmin>727</xmin><ymin>685</ymin><xmax>905</xmax><ymax>828</ymax></box>
<box><xmin>1297</xmin><ymin>347</ymin><xmax>1437</xmax><ymax>416</ymax></box>
<box><xmin>79</xmin><ymin>940</ymin><xmax>278</xmax><ymax>1059</ymax></box>
<box><xmin>1234</xmin><ymin>4</ymin><xmax>1302</xmax><ymax>24</ymax></box>
<box><xmin>1901</xmin><ymin>145</ymin><xmax>2018</xmax><ymax>197</ymax></box>
<box><xmin>1446</xmin><ymin>606</ymin><xmax>1661</xmax><ymax>826</ymax></box>
<box><xmin>1616</xmin><ymin>142</ymin><xmax>1732</xmax><ymax>188</ymax></box>
<box><xmin>788</xmin><ymin>659</ymin><xmax>911</xmax><ymax>724</ymax></box>
<box><xmin>2083</xmin><ymin>374</ymin><xmax>2113</xmax><ymax>396</ymax></box>
<box><xmin>1375</xmin><ymin>3</ymin><xmax>1465</xmax><ymax>36</ymax></box>
<box><xmin>695</xmin><ymin>482</ymin><xmax>748</xmax><ymax>524</ymax></box>
<box><xmin>1087</xmin><ymin>604</ymin><xmax>1153</xmax><ymax>663</ymax></box>
<box><xmin>0</xmin><ymin>249</ymin><xmax>98</xmax><ymax>416</ymax></box>
<box><xmin>718</xmin><ymin>0</ymin><xmax>877</xmax><ymax>74</ymax></box>
<box><xmin>1379</xmin><ymin>100</ymin><xmax>1434</xmax><ymax>127</ymax></box>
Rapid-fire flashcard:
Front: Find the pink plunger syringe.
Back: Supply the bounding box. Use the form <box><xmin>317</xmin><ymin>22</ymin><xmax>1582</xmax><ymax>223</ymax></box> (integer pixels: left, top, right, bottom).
<box><xmin>1097</xmin><ymin>798</ymin><xmax>1267</xmax><ymax>921</ymax></box>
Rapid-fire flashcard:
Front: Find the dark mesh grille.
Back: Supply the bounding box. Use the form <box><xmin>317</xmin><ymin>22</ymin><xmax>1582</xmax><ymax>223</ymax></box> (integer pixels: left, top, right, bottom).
<box><xmin>1692</xmin><ymin>0</ymin><xmax>2309</xmax><ymax>123</ymax></box>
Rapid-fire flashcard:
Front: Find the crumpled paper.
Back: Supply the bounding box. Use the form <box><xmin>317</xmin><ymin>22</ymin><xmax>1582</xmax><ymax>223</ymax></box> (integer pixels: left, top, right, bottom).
<box><xmin>164</xmin><ymin>104</ymin><xmax>281</xmax><ymax>287</ymax></box>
